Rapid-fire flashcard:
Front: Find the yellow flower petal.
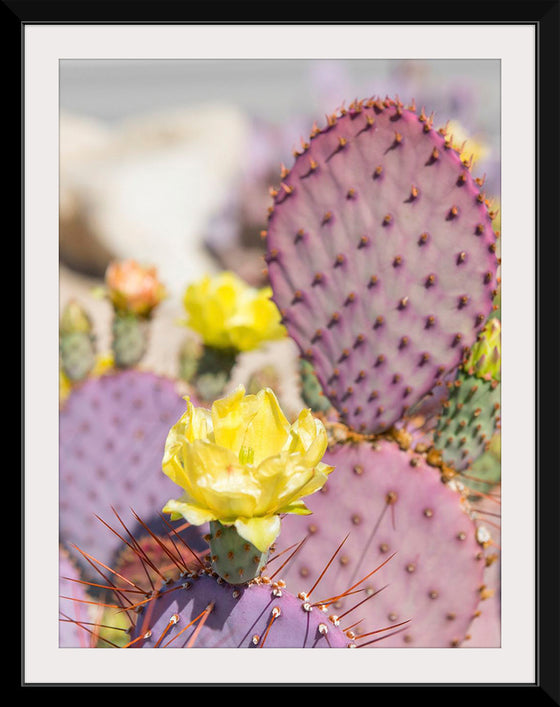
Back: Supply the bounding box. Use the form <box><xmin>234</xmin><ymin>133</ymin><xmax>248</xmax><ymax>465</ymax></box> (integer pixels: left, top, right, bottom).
<box><xmin>239</xmin><ymin>389</ymin><xmax>291</xmax><ymax>465</ymax></box>
<box><xmin>161</xmin><ymin>387</ymin><xmax>332</xmax><ymax>556</ymax></box>
<box><xmin>162</xmin><ymin>497</ymin><xmax>218</xmax><ymax>525</ymax></box>
<box><xmin>287</xmin><ymin>408</ymin><xmax>329</xmax><ymax>467</ymax></box>
<box><xmin>234</xmin><ymin>515</ymin><xmax>281</xmax><ymax>553</ymax></box>
<box><xmin>251</xmin><ymin>453</ymin><xmax>322</xmax><ymax>515</ymax></box>
<box><xmin>210</xmin><ymin>385</ymin><xmax>258</xmax><ymax>454</ymax></box>
<box><xmin>162</xmin><ymin>398</ymin><xmax>213</xmax><ymax>489</ymax></box>
<box><xmin>278</xmin><ymin>500</ymin><xmax>312</xmax><ymax>516</ymax></box>
<box><xmin>182</xmin><ymin>440</ymin><xmax>260</xmax><ymax>519</ymax></box>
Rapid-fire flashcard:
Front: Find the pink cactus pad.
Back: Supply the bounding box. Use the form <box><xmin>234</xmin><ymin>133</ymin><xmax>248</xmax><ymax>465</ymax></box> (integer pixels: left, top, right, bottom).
<box><xmin>127</xmin><ymin>572</ymin><xmax>352</xmax><ymax>648</ymax></box>
<box><xmin>275</xmin><ymin>439</ymin><xmax>488</xmax><ymax>647</ymax></box>
<box><xmin>266</xmin><ymin>98</ymin><xmax>498</xmax><ymax>434</ymax></box>
<box><xmin>59</xmin><ymin>370</ymin><xmax>207</xmax><ymax>576</ymax></box>
<box><xmin>463</xmin><ymin>486</ymin><xmax>501</xmax><ymax>647</ymax></box>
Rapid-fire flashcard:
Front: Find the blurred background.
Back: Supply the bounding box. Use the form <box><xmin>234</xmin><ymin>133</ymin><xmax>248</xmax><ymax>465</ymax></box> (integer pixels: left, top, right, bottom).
<box><xmin>59</xmin><ymin>58</ymin><xmax>500</xmax><ymax>394</ymax></box>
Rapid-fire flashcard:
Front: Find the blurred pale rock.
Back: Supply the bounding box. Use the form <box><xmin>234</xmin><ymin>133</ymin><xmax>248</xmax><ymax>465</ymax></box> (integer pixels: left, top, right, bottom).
<box><xmin>60</xmin><ymin>104</ymin><xmax>251</xmax><ymax>294</ymax></box>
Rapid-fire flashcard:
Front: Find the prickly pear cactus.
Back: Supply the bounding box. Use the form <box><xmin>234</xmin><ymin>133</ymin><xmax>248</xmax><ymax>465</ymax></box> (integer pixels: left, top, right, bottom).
<box><xmin>60</xmin><ymin>300</ymin><xmax>96</xmax><ymax>382</ymax></box>
<box><xmin>463</xmin><ymin>485</ymin><xmax>501</xmax><ymax>647</ymax></box>
<box><xmin>127</xmin><ymin>571</ymin><xmax>352</xmax><ymax>648</ymax></box>
<box><xmin>466</xmin><ymin>433</ymin><xmax>501</xmax><ymax>496</ymax></box>
<box><xmin>62</xmin><ymin>511</ymin><xmax>402</xmax><ymax>649</ymax></box>
<box><xmin>186</xmin><ymin>345</ymin><xmax>238</xmax><ymax>403</ymax></box>
<box><xmin>112</xmin><ymin>311</ymin><xmax>150</xmax><ymax>369</ymax></box>
<box><xmin>432</xmin><ymin>374</ymin><xmax>500</xmax><ymax>473</ymax></box>
<box><xmin>276</xmin><ymin>440</ymin><xmax>488</xmax><ymax>647</ymax></box>
<box><xmin>299</xmin><ymin>358</ymin><xmax>333</xmax><ymax>413</ymax></box>
<box><xmin>206</xmin><ymin>521</ymin><xmax>269</xmax><ymax>585</ymax></box>
<box><xmin>59</xmin><ymin>370</ymin><xmax>206</xmax><ymax>576</ymax></box>
<box><xmin>265</xmin><ymin>97</ymin><xmax>499</xmax><ymax>435</ymax></box>
<box><xmin>104</xmin><ymin>259</ymin><xmax>167</xmax><ymax>369</ymax></box>
<box><xmin>432</xmin><ymin>317</ymin><xmax>501</xmax><ymax>474</ymax></box>
<box><xmin>113</xmin><ymin>532</ymin><xmax>208</xmax><ymax>589</ymax></box>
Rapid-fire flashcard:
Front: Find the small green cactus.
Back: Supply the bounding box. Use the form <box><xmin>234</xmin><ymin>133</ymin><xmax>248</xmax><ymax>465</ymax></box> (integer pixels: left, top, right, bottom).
<box><xmin>299</xmin><ymin>358</ymin><xmax>332</xmax><ymax>413</ymax></box>
<box><xmin>112</xmin><ymin>311</ymin><xmax>149</xmax><ymax>369</ymax></box>
<box><xmin>59</xmin><ymin>300</ymin><xmax>96</xmax><ymax>382</ymax></box>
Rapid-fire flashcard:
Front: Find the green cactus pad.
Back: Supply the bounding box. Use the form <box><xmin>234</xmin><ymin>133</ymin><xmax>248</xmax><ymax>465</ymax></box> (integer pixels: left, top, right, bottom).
<box><xmin>60</xmin><ymin>331</ymin><xmax>96</xmax><ymax>382</ymax></box>
<box><xmin>466</xmin><ymin>433</ymin><xmax>501</xmax><ymax>496</ymax></box>
<box><xmin>433</xmin><ymin>370</ymin><xmax>501</xmax><ymax>473</ymax></box>
<box><xmin>112</xmin><ymin>312</ymin><xmax>149</xmax><ymax>368</ymax></box>
<box><xmin>208</xmin><ymin>521</ymin><xmax>269</xmax><ymax>584</ymax></box>
<box><xmin>299</xmin><ymin>358</ymin><xmax>332</xmax><ymax>413</ymax></box>
<box><xmin>186</xmin><ymin>345</ymin><xmax>238</xmax><ymax>402</ymax></box>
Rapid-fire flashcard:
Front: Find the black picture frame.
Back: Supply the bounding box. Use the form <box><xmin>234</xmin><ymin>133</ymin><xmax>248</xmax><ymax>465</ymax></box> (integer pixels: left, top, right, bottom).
<box><xmin>15</xmin><ymin>2</ymin><xmax>558</xmax><ymax>700</ymax></box>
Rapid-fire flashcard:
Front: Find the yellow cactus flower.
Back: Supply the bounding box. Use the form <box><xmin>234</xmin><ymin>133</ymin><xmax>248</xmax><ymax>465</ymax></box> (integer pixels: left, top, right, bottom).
<box><xmin>162</xmin><ymin>386</ymin><xmax>333</xmax><ymax>552</ymax></box>
<box><xmin>182</xmin><ymin>271</ymin><xmax>286</xmax><ymax>352</ymax></box>
<box><xmin>105</xmin><ymin>259</ymin><xmax>166</xmax><ymax>316</ymax></box>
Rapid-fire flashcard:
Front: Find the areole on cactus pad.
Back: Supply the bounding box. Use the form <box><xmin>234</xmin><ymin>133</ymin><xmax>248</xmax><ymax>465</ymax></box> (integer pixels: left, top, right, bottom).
<box><xmin>265</xmin><ymin>97</ymin><xmax>499</xmax><ymax>435</ymax></box>
<box><xmin>274</xmin><ymin>440</ymin><xmax>490</xmax><ymax>647</ymax></box>
<box><xmin>62</xmin><ymin>508</ymin><xmax>407</xmax><ymax>648</ymax></box>
<box><xmin>59</xmin><ymin>370</ymin><xmax>208</xmax><ymax>577</ymax></box>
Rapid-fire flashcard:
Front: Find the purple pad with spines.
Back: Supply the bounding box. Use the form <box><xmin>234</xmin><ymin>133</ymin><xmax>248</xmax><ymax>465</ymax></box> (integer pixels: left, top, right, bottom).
<box><xmin>129</xmin><ymin>572</ymin><xmax>350</xmax><ymax>648</ymax></box>
<box><xmin>59</xmin><ymin>370</ymin><xmax>205</xmax><ymax>576</ymax></box>
<box><xmin>275</xmin><ymin>440</ymin><xmax>486</xmax><ymax>647</ymax></box>
<box><xmin>266</xmin><ymin>99</ymin><xmax>498</xmax><ymax>434</ymax></box>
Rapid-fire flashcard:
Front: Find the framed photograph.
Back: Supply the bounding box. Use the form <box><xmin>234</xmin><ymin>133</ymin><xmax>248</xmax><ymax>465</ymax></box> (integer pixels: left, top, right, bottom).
<box><xmin>18</xmin><ymin>5</ymin><xmax>558</xmax><ymax>696</ymax></box>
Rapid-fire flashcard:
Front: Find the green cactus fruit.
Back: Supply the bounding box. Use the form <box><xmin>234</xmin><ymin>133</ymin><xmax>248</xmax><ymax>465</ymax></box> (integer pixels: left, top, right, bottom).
<box><xmin>112</xmin><ymin>311</ymin><xmax>150</xmax><ymax>368</ymax></box>
<box><xmin>207</xmin><ymin>521</ymin><xmax>269</xmax><ymax>584</ymax></box>
<box><xmin>299</xmin><ymin>358</ymin><xmax>332</xmax><ymax>413</ymax></box>
<box><xmin>60</xmin><ymin>300</ymin><xmax>96</xmax><ymax>382</ymax></box>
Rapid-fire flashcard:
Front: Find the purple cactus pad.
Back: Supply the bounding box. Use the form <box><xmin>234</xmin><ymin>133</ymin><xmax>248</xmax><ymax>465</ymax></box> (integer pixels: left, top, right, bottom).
<box><xmin>128</xmin><ymin>572</ymin><xmax>352</xmax><ymax>648</ymax></box>
<box><xmin>266</xmin><ymin>98</ymin><xmax>498</xmax><ymax>434</ymax></box>
<box><xmin>275</xmin><ymin>439</ymin><xmax>487</xmax><ymax>647</ymax></box>
<box><xmin>59</xmin><ymin>370</ymin><xmax>207</xmax><ymax>576</ymax></box>
<box><xmin>59</xmin><ymin>547</ymin><xmax>91</xmax><ymax>647</ymax></box>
